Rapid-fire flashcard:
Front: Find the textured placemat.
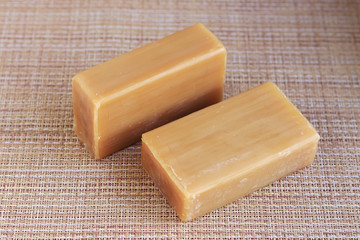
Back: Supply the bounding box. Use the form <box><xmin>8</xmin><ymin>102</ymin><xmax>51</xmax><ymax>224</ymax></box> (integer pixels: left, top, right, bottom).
<box><xmin>0</xmin><ymin>0</ymin><xmax>359</xmax><ymax>239</ymax></box>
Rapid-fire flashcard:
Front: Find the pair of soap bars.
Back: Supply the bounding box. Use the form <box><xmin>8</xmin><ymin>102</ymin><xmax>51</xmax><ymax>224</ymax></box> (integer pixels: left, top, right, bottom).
<box><xmin>72</xmin><ymin>23</ymin><xmax>320</xmax><ymax>221</ymax></box>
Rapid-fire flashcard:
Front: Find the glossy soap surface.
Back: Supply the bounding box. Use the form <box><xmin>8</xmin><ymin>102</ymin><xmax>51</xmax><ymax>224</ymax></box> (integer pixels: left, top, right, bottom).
<box><xmin>142</xmin><ymin>82</ymin><xmax>320</xmax><ymax>221</ymax></box>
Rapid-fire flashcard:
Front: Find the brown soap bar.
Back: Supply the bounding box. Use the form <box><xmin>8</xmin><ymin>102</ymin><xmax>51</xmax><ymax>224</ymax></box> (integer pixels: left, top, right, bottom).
<box><xmin>72</xmin><ymin>23</ymin><xmax>226</xmax><ymax>159</ymax></box>
<box><xmin>141</xmin><ymin>82</ymin><xmax>320</xmax><ymax>221</ymax></box>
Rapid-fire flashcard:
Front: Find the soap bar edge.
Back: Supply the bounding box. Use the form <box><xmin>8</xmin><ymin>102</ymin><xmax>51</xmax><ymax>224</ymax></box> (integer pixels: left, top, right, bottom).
<box><xmin>72</xmin><ymin>75</ymin><xmax>100</xmax><ymax>159</ymax></box>
<box><xmin>141</xmin><ymin>139</ymin><xmax>191</xmax><ymax>221</ymax></box>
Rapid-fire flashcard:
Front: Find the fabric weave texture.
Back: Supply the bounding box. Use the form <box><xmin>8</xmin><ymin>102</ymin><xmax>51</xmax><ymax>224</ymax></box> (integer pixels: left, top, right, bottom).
<box><xmin>0</xmin><ymin>0</ymin><xmax>359</xmax><ymax>238</ymax></box>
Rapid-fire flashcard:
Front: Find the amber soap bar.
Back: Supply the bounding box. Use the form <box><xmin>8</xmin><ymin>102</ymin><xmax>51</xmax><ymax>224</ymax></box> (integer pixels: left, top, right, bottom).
<box><xmin>72</xmin><ymin>23</ymin><xmax>226</xmax><ymax>159</ymax></box>
<box><xmin>142</xmin><ymin>82</ymin><xmax>320</xmax><ymax>221</ymax></box>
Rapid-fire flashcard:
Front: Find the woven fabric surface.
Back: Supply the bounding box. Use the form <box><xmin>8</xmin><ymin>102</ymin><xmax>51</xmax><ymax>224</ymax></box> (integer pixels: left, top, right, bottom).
<box><xmin>1</xmin><ymin>0</ymin><xmax>359</xmax><ymax>239</ymax></box>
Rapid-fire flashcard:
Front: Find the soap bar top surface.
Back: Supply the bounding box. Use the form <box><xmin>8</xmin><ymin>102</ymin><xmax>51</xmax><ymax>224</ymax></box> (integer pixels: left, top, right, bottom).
<box><xmin>73</xmin><ymin>23</ymin><xmax>225</xmax><ymax>102</ymax></box>
<box><xmin>142</xmin><ymin>82</ymin><xmax>320</xmax><ymax>195</ymax></box>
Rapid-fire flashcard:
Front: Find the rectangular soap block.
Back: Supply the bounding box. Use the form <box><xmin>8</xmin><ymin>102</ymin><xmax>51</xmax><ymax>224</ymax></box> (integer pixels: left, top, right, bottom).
<box><xmin>141</xmin><ymin>82</ymin><xmax>320</xmax><ymax>221</ymax></box>
<box><xmin>72</xmin><ymin>23</ymin><xmax>226</xmax><ymax>159</ymax></box>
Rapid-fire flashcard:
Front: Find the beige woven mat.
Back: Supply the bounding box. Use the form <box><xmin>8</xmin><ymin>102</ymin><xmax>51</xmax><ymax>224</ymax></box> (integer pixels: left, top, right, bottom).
<box><xmin>1</xmin><ymin>0</ymin><xmax>359</xmax><ymax>239</ymax></box>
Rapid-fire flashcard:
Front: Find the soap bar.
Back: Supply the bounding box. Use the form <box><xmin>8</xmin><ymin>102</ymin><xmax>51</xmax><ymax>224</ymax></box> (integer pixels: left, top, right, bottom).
<box><xmin>141</xmin><ymin>82</ymin><xmax>320</xmax><ymax>221</ymax></box>
<box><xmin>72</xmin><ymin>23</ymin><xmax>226</xmax><ymax>159</ymax></box>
